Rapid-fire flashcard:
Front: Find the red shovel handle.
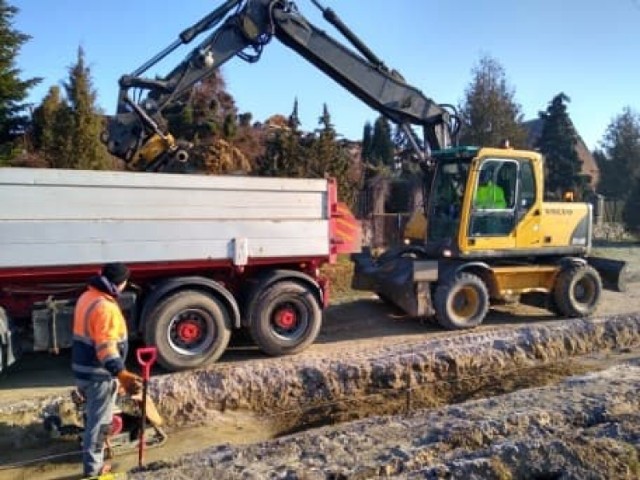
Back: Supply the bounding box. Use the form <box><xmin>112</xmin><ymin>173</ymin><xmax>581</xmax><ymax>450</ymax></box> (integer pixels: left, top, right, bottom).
<box><xmin>135</xmin><ymin>346</ymin><xmax>157</xmax><ymax>469</ymax></box>
<box><xmin>136</xmin><ymin>347</ymin><xmax>157</xmax><ymax>379</ymax></box>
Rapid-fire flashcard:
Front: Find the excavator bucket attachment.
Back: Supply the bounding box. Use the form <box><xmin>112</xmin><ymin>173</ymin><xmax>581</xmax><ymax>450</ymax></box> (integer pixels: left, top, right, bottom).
<box><xmin>587</xmin><ymin>256</ymin><xmax>629</xmax><ymax>293</ymax></box>
<box><xmin>351</xmin><ymin>247</ymin><xmax>438</xmax><ymax>317</ymax></box>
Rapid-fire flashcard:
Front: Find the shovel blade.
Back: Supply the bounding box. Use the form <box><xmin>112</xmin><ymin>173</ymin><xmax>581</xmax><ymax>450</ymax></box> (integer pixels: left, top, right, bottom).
<box><xmin>131</xmin><ymin>392</ymin><xmax>164</xmax><ymax>426</ymax></box>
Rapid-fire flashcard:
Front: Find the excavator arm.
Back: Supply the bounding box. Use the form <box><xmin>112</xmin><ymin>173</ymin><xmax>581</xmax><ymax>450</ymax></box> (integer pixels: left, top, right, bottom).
<box><xmin>103</xmin><ymin>0</ymin><xmax>457</xmax><ymax>171</ymax></box>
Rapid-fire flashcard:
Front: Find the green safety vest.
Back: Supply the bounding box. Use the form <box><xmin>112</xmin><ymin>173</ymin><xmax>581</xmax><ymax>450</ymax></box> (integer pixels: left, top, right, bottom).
<box><xmin>475</xmin><ymin>182</ymin><xmax>506</xmax><ymax>209</ymax></box>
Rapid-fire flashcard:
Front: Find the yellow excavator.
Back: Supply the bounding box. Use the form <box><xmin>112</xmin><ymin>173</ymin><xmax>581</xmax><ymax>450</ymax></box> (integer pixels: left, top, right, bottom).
<box><xmin>99</xmin><ymin>0</ymin><xmax>626</xmax><ymax>329</ymax></box>
<box><xmin>352</xmin><ymin>145</ymin><xmax>627</xmax><ymax>328</ymax></box>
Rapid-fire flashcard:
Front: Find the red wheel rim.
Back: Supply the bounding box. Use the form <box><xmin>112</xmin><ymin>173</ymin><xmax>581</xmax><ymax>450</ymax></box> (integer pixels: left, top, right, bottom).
<box><xmin>177</xmin><ymin>319</ymin><xmax>202</xmax><ymax>344</ymax></box>
<box><xmin>274</xmin><ymin>307</ymin><xmax>298</xmax><ymax>330</ymax></box>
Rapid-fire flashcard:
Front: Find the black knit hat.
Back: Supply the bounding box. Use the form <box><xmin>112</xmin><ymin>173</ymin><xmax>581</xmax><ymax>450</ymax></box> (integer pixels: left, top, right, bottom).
<box><xmin>101</xmin><ymin>262</ymin><xmax>130</xmax><ymax>284</ymax></box>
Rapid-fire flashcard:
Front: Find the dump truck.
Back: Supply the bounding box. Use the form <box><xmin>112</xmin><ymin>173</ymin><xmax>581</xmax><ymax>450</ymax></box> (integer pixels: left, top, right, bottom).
<box><xmin>0</xmin><ymin>168</ymin><xmax>359</xmax><ymax>373</ymax></box>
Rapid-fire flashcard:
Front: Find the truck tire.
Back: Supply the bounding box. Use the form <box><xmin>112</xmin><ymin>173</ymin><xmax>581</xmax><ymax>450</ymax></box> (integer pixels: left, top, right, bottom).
<box><xmin>434</xmin><ymin>272</ymin><xmax>489</xmax><ymax>329</ymax></box>
<box><xmin>249</xmin><ymin>281</ymin><xmax>322</xmax><ymax>357</ymax></box>
<box><xmin>553</xmin><ymin>264</ymin><xmax>602</xmax><ymax>317</ymax></box>
<box><xmin>144</xmin><ymin>290</ymin><xmax>232</xmax><ymax>371</ymax></box>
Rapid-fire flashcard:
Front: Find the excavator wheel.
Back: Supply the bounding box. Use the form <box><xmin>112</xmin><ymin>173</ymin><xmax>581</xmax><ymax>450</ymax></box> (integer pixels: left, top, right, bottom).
<box><xmin>553</xmin><ymin>264</ymin><xmax>602</xmax><ymax>317</ymax></box>
<box><xmin>434</xmin><ymin>272</ymin><xmax>489</xmax><ymax>330</ymax></box>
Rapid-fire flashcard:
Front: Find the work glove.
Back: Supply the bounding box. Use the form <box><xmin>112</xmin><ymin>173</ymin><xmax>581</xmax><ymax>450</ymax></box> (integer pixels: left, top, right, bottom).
<box><xmin>117</xmin><ymin>369</ymin><xmax>143</xmax><ymax>395</ymax></box>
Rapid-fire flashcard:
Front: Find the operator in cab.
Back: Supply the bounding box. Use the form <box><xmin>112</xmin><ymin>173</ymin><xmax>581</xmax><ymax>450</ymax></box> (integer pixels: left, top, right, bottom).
<box><xmin>475</xmin><ymin>168</ymin><xmax>506</xmax><ymax>209</ymax></box>
<box><xmin>71</xmin><ymin>262</ymin><xmax>142</xmax><ymax>477</ymax></box>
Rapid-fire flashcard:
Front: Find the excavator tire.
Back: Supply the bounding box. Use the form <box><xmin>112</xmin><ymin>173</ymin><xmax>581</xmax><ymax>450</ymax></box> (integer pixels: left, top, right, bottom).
<box><xmin>249</xmin><ymin>280</ymin><xmax>322</xmax><ymax>357</ymax></box>
<box><xmin>434</xmin><ymin>272</ymin><xmax>489</xmax><ymax>330</ymax></box>
<box><xmin>553</xmin><ymin>264</ymin><xmax>602</xmax><ymax>317</ymax></box>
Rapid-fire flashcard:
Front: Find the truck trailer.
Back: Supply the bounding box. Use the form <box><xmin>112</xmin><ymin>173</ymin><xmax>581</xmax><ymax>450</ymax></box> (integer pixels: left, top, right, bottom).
<box><xmin>0</xmin><ymin>167</ymin><xmax>359</xmax><ymax>373</ymax></box>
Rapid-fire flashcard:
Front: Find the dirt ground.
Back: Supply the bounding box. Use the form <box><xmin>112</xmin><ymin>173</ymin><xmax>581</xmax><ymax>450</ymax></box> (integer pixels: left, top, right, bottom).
<box><xmin>1</xmin><ymin>245</ymin><xmax>639</xmax><ymax>479</ymax></box>
<box><xmin>2</xmin><ymin>272</ymin><xmax>638</xmax><ymax>405</ymax></box>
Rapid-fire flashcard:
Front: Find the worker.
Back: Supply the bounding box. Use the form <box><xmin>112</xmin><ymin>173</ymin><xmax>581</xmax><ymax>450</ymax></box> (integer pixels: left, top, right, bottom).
<box><xmin>72</xmin><ymin>262</ymin><xmax>142</xmax><ymax>477</ymax></box>
<box><xmin>475</xmin><ymin>168</ymin><xmax>507</xmax><ymax>209</ymax></box>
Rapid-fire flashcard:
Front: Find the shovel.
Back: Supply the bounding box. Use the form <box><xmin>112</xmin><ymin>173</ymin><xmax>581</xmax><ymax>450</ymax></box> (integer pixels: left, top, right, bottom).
<box><xmin>136</xmin><ymin>346</ymin><xmax>157</xmax><ymax>469</ymax></box>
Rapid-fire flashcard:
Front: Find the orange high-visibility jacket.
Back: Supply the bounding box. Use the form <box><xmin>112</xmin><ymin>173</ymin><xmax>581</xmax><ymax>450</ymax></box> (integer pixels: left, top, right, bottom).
<box><xmin>71</xmin><ymin>286</ymin><xmax>128</xmax><ymax>381</ymax></box>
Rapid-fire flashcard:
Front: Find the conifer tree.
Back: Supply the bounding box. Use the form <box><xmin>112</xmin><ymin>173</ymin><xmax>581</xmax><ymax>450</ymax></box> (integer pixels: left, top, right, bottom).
<box><xmin>256</xmin><ymin>123</ymin><xmax>305</xmax><ymax>178</ymax></box>
<box><xmin>369</xmin><ymin>116</ymin><xmax>394</xmax><ymax>167</ymax></box>
<box><xmin>596</xmin><ymin>107</ymin><xmax>640</xmax><ymax>202</ymax></box>
<box><xmin>536</xmin><ymin>93</ymin><xmax>586</xmax><ymax>198</ymax></box>
<box><xmin>309</xmin><ymin>104</ymin><xmax>357</xmax><ymax>207</ymax></box>
<box><xmin>308</xmin><ymin>103</ymin><xmax>338</xmax><ymax>178</ymax></box>
<box><xmin>57</xmin><ymin>47</ymin><xmax>112</xmax><ymax>170</ymax></box>
<box><xmin>458</xmin><ymin>55</ymin><xmax>526</xmax><ymax>148</ymax></box>
<box><xmin>361</xmin><ymin>121</ymin><xmax>373</xmax><ymax>163</ymax></box>
<box><xmin>30</xmin><ymin>86</ymin><xmax>61</xmax><ymax>163</ymax></box>
<box><xmin>288</xmin><ymin>98</ymin><xmax>301</xmax><ymax>130</ymax></box>
<box><xmin>0</xmin><ymin>0</ymin><xmax>40</xmax><ymax>161</ymax></box>
<box><xmin>222</xmin><ymin>112</ymin><xmax>237</xmax><ymax>139</ymax></box>
<box><xmin>594</xmin><ymin>107</ymin><xmax>640</xmax><ymax>229</ymax></box>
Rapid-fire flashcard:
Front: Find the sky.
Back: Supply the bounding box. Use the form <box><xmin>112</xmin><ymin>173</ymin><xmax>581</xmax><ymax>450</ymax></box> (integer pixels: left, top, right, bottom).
<box><xmin>11</xmin><ymin>0</ymin><xmax>640</xmax><ymax>151</ymax></box>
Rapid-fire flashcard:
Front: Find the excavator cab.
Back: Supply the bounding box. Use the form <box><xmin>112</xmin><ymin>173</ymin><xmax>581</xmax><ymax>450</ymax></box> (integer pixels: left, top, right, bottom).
<box><xmin>413</xmin><ymin>146</ymin><xmax>580</xmax><ymax>259</ymax></box>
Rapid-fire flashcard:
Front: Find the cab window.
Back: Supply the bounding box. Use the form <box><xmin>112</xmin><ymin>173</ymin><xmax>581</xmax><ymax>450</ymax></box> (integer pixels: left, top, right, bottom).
<box><xmin>470</xmin><ymin>158</ymin><xmax>518</xmax><ymax>236</ymax></box>
<box><xmin>519</xmin><ymin>160</ymin><xmax>536</xmax><ymax>212</ymax></box>
<box><xmin>427</xmin><ymin>160</ymin><xmax>469</xmax><ymax>242</ymax></box>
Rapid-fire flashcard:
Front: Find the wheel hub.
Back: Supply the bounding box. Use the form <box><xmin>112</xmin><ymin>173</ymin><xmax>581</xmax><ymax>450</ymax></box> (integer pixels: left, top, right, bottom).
<box><xmin>274</xmin><ymin>307</ymin><xmax>297</xmax><ymax>330</ymax></box>
<box><xmin>452</xmin><ymin>286</ymin><xmax>479</xmax><ymax>318</ymax></box>
<box><xmin>574</xmin><ymin>278</ymin><xmax>593</xmax><ymax>303</ymax></box>
<box><xmin>177</xmin><ymin>319</ymin><xmax>202</xmax><ymax>343</ymax></box>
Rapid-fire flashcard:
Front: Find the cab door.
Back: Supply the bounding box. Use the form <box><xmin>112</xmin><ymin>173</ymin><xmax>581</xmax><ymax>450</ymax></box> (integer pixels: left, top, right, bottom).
<box><xmin>463</xmin><ymin>157</ymin><xmax>518</xmax><ymax>252</ymax></box>
<box><xmin>514</xmin><ymin>158</ymin><xmax>543</xmax><ymax>249</ymax></box>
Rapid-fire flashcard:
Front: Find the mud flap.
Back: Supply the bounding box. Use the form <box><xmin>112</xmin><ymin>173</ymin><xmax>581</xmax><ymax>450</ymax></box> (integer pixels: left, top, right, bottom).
<box><xmin>587</xmin><ymin>256</ymin><xmax>629</xmax><ymax>293</ymax></box>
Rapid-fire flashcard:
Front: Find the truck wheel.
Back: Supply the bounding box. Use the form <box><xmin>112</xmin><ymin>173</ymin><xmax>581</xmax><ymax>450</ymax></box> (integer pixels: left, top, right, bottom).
<box><xmin>144</xmin><ymin>291</ymin><xmax>232</xmax><ymax>371</ymax></box>
<box><xmin>434</xmin><ymin>272</ymin><xmax>489</xmax><ymax>329</ymax></box>
<box><xmin>249</xmin><ymin>281</ymin><xmax>322</xmax><ymax>356</ymax></box>
<box><xmin>553</xmin><ymin>264</ymin><xmax>602</xmax><ymax>317</ymax></box>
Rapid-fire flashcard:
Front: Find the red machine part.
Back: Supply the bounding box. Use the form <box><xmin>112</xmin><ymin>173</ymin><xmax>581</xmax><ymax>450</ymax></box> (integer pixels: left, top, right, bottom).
<box><xmin>111</xmin><ymin>414</ymin><xmax>123</xmax><ymax>436</ymax></box>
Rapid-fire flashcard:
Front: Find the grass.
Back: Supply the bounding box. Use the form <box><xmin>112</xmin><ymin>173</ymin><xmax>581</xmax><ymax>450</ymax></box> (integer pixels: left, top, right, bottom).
<box><xmin>322</xmin><ymin>254</ymin><xmax>369</xmax><ymax>303</ymax></box>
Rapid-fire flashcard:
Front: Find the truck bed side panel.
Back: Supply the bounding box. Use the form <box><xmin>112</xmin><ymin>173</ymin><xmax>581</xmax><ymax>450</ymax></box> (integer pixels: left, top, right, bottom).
<box><xmin>0</xmin><ymin>169</ymin><xmax>331</xmax><ymax>268</ymax></box>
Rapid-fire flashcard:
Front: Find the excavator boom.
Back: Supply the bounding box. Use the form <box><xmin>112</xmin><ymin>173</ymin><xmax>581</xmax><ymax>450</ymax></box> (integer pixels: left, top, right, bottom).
<box><xmin>103</xmin><ymin>0</ymin><xmax>456</xmax><ymax>171</ymax></box>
